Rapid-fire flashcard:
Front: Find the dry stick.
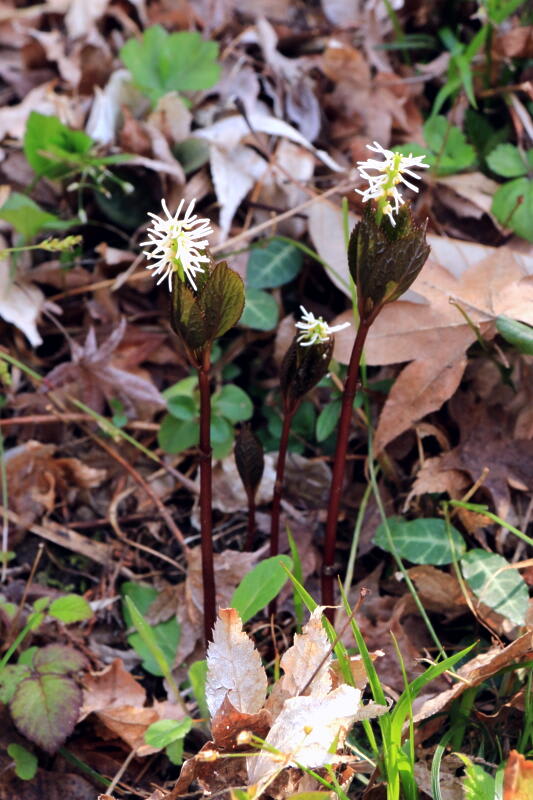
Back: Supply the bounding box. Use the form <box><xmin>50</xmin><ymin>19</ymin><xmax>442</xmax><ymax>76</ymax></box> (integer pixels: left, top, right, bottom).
<box><xmin>321</xmin><ymin>317</ymin><xmax>373</xmax><ymax>617</ymax></box>
<box><xmin>198</xmin><ymin>347</ymin><xmax>216</xmax><ymax>645</ymax></box>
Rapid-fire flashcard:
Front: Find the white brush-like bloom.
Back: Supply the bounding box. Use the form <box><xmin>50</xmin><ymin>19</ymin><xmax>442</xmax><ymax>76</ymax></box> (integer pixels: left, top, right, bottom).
<box><xmin>295</xmin><ymin>306</ymin><xmax>350</xmax><ymax>347</ymax></box>
<box><xmin>140</xmin><ymin>198</ymin><xmax>213</xmax><ymax>291</ymax></box>
<box><xmin>356</xmin><ymin>141</ymin><xmax>428</xmax><ymax>226</ymax></box>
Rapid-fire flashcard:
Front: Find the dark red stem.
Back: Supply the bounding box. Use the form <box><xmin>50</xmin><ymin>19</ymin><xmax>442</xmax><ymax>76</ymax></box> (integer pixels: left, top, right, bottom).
<box><xmin>268</xmin><ymin>404</ymin><xmax>295</xmax><ymax>616</ymax></box>
<box><xmin>198</xmin><ymin>349</ymin><xmax>216</xmax><ymax>645</ymax></box>
<box><xmin>321</xmin><ymin>319</ymin><xmax>371</xmax><ymax>618</ymax></box>
<box><xmin>244</xmin><ymin>491</ymin><xmax>256</xmax><ymax>551</ymax></box>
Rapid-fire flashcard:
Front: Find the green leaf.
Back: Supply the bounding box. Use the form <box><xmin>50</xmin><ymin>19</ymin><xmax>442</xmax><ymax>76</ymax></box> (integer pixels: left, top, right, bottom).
<box><xmin>0</xmin><ymin>664</ymin><xmax>31</xmax><ymax>704</ymax></box>
<box><xmin>231</xmin><ymin>555</ymin><xmax>293</xmax><ymax>623</ymax></box>
<box><xmin>120</xmin><ymin>26</ymin><xmax>220</xmax><ymax>105</ymax></box>
<box><xmin>423</xmin><ymin>116</ymin><xmax>476</xmax><ymax>175</ymax></box>
<box><xmin>374</xmin><ymin>517</ymin><xmax>466</xmax><ymax>565</ymax></box>
<box><xmin>7</xmin><ymin>743</ymin><xmax>38</xmax><ymax>780</ymax></box>
<box><xmin>247</xmin><ymin>239</ymin><xmax>302</xmax><ymax>289</ymax></box>
<box><xmin>163</xmin><ymin>376</ymin><xmax>198</xmax><ymax>400</ymax></box>
<box><xmin>496</xmin><ymin>316</ymin><xmax>533</xmax><ymax>355</ymax></box>
<box><xmin>199</xmin><ymin>261</ymin><xmax>245</xmax><ymax>340</ymax></box>
<box><xmin>10</xmin><ymin>673</ymin><xmax>82</xmax><ymax>753</ymax></box>
<box><xmin>121</xmin><ymin>583</ymin><xmax>181</xmax><ymax>677</ymax></box>
<box><xmin>32</xmin><ymin>597</ymin><xmax>50</xmax><ymax>612</ymax></box>
<box><xmin>212</xmin><ymin>432</ymin><xmax>235</xmax><ymax>460</ymax></box>
<box><xmin>492</xmin><ymin>177</ymin><xmax>533</xmax><ymax>241</ymax></box>
<box><xmin>461</xmin><ymin>549</ymin><xmax>528</xmax><ymax>625</ymax></box>
<box><xmin>49</xmin><ymin>594</ymin><xmax>93</xmax><ymax>624</ymax></box>
<box><xmin>34</xmin><ymin>644</ymin><xmax>86</xmax><ymax>675</ymax></box>
<box><xmin>240</xmin><ymin>288</ymin><xmax>279</xmax><ymax>331</ymax></box>
<box><xmin>144</xmin><ymin>717</ymin><xmax>193</xmax><ymax>749</ymax></box>
<box><xmin>316</xmin><ymin>399</ymin><xmax>342</xmax><ymax>442</ymax></box>
<box><xmin>486</xmin><ymin>143</ymin><xmax>528</xmax><ymax>178</ymax></box>
<box><xmin>188</xmin><ymin>660</ymin><xmax>209</xmax><ymax>720</ymax></box>
<box><xmin>158</xmin><ymin>414</ymin><xmax>199</xmax><ymax>454</ymax></box>
<box><xmin>0</xmin><ymin>193</ymin><xmax>72</xmax><ymax>240</ymax></box>
<box><xmin>210</xmin><ymin>414</ymin><xmax>233</xmax><ymax>444</ymax></box>
<box><xmin>166</xmin><ymin>395</ymin><xmax>198</xmax><ymax>421</ymax></box>
<box><xmin>23</xmin><ymin>112</ymin><xmax>93</xmax><ymax>179</ymax></box>
<box><xmin>212</xmin><ymin>384</ymin><xmax>253</xmax><ymax>423</ymax></box>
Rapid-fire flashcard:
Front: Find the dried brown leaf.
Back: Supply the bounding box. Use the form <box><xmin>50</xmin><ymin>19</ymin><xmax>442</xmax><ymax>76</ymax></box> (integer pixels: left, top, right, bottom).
<box><xmin>413</xmin><ymin>632</ymin><xmax>533</xmax><ymax>725</ymax></box>
<box><xmin>206</xmin><ymin>608</ymin><xmax>267</xmax><ymax>718</ymax></box>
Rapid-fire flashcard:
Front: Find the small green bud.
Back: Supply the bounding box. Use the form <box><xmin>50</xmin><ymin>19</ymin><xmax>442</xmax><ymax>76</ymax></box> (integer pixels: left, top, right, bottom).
<box><xmin>348</xmin><ymin>204</ymin><xmax>430</xmax><ymax>321</ymax></box>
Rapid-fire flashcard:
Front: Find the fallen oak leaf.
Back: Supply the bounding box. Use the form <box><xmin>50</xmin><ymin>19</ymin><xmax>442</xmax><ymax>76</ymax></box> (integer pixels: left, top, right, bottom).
<box><xmin>206</xmin><ymin>608</ymin><xmax>268</xmax><ymax>718</ymax></box>
<box><xmin>43</xmin><ymin>317</ymin><xmax>164</xmax><ymax>415</ymax></box>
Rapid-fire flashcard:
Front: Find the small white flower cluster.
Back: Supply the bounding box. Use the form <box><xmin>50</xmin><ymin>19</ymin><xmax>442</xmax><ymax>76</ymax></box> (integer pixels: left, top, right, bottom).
<box><xmin>295</xmin><ymin>306</ymin><xmax>350</xmax><ymax>347</ymax></box>
<box><xmin>356</xmin><ymin>141</ymin><xmax>428</xmax><ymax>226</ymax></box>
<box><xmin>141</xmin><ymin>198</ymin><xmax>213</xmax><ymax>291</ymax></box>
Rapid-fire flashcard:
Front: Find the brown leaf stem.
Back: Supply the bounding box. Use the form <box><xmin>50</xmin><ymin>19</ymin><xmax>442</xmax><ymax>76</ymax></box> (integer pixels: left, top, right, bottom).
<box><xmin>268</xmin><ymin>404</ymin><xmax>296</xmax><ymax>616</ymax></box>
<box><xmin>198</xmin><ymin>348</ymin><xmax>216</xmax><ymax>645</ymax></box>
<box><xmin>321</xmin><ymin>318</ymin><xmax>372</xmax><ymax>618</ymax></box>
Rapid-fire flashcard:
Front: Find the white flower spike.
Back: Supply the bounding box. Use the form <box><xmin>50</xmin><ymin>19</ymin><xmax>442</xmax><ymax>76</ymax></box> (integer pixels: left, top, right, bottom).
<box><xmin>356</xmin><ymin>141</ymin><xmax>429</xmax><ymax>226</ymax></box>
<box><xmin>141</xmin><ymin>198</ymin><xmax>213</xmax><ymax>292</ymax></box>
<box><xmin>295</xmin><ymin>306</ymin><xmax>350</xmax><ymax>347</ymax></box>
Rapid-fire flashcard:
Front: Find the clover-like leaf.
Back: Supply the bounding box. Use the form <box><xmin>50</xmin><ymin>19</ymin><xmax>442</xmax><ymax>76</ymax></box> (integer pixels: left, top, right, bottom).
<box><xmin>120</xmin><ymin>26</ymin><xmax>220</xmax><ymax>105</ymax></box>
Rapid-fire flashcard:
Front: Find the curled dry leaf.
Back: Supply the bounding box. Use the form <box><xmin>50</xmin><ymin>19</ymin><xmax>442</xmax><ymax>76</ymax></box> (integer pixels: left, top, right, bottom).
<box><xmin>278</xmin><ymin>606</ymin><xmax>332</xmax><ymax>699</ymax></box>
<box><xmin>206</xmin><ymin>608</ymin><xmax>268</xmax><ymax>719</ymax></box>
<box><xmin>413</xmin><ymin>632</ymin><xmax>533</xmax><ymax>727</ymax></box>
<box><xmin>3</xmin><ymin>440</ymin><xmax>106</xmax><ymax>532</ymax></box>
<box><xmin>80</xmin><ymin>658</ymin><xmax>185</xmax><ymax>754</ymax></box>
<box><xmin>247</xmin><ymin>684</ymin><xmax>364</xmax><ymax>786</ymax></box>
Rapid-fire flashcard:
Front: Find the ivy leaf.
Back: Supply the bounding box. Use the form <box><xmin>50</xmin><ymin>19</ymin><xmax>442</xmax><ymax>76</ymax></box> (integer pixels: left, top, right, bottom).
<box><xmin>120</xmin><ymin>26</ymin><xmax>220</xmax><ymax>105</ymax></box>
<box><xmin>23</xmin><ymin>112</ymin><xmax>94</xmax><ymax>179</ymax></box>
<box><xmin>486</xmin><ymin>143</ymin><xmax>528</xmax><ymax>178</ymax></box>
<box><xmin>461</xmin><ymin>549</ymin><xmax>529</xmax><ymax>625</ymax></box>
<box><xmin>247</xmin><ymin>239</ymin><xmax>302</xmax><ymax>289</ymax></box>
<box><xmin>240</xmin><ymin>288</ymin><xmax>279</xmax><ymax>331</ymax></box>
<box><xmin>374</xmin><ymin>517</ymin><xmax>466</xmax><ymax>565</ymax></box>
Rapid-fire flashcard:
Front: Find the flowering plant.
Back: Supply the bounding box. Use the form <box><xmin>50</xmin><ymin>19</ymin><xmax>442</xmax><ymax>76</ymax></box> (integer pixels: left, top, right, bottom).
<box><xmin>141</xmin><ymin>198</ymin><xmax>213</xmax><ymax>292</ymax></box>
<box><xmin>356</xmin><ymin>141</ymin><xmax>429</xmax><ymax>227</ymax></box>
<box><xmin>295</xmin><ymin>306</ymin><xmax>350</xmax><ymax>347</ymax></box>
